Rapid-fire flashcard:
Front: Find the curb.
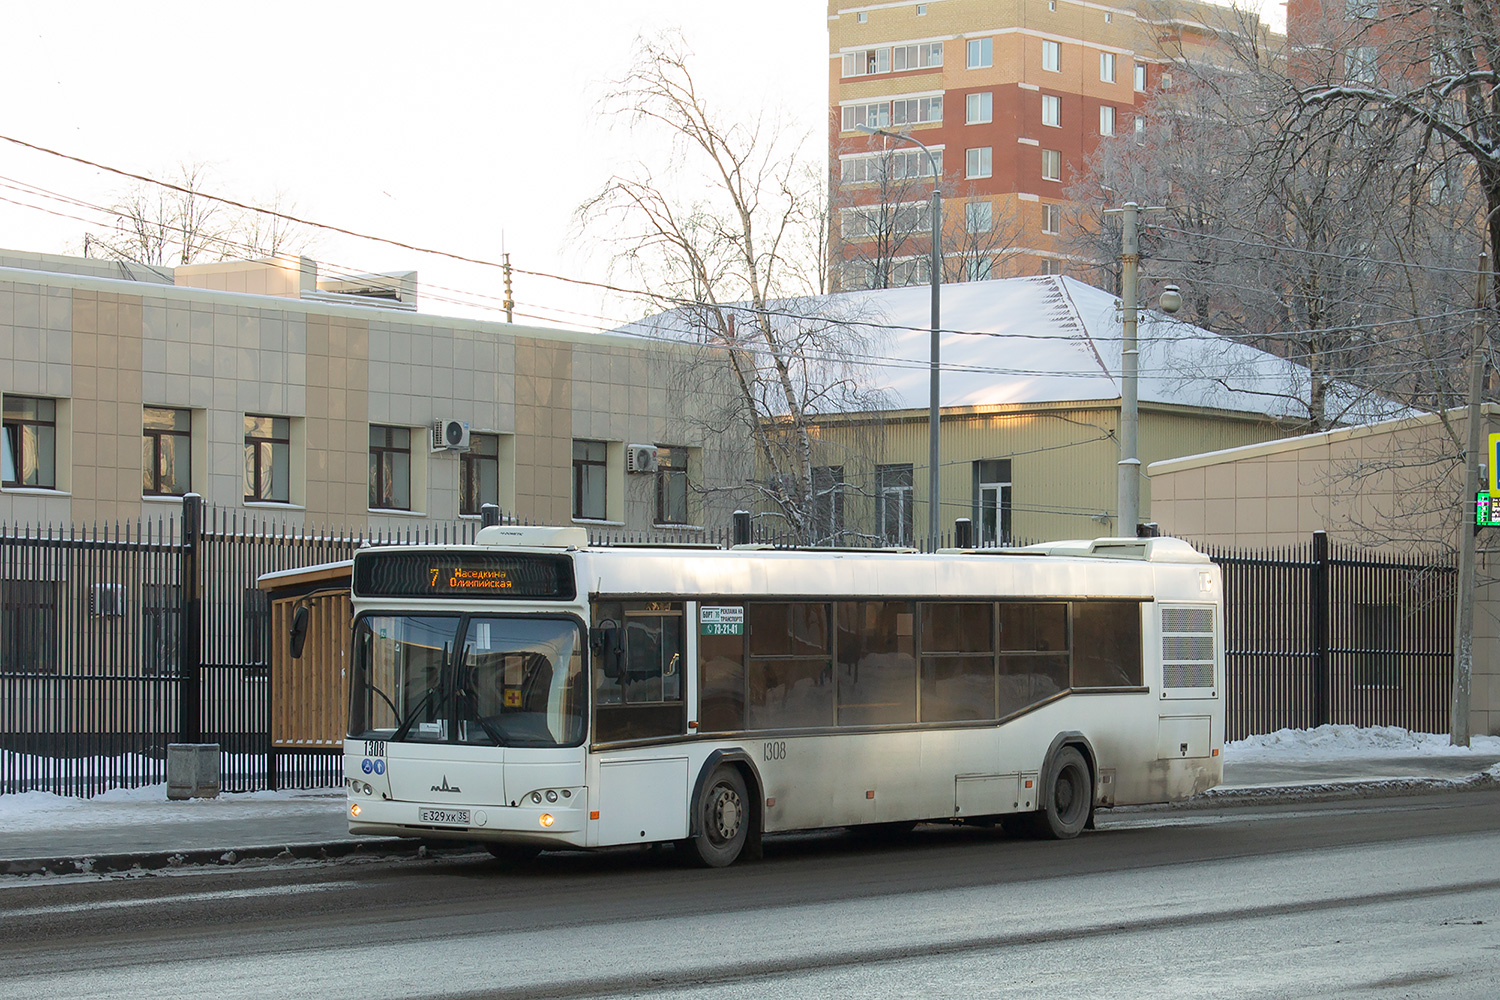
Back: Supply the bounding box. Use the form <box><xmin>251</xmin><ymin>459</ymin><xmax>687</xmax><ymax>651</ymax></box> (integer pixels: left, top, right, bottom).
<box><xmin>1</xmin><ymin>837</ymin><xmax>423</xmax><ymax>877</ymax></box>
<box><xmin>1135</xmin><ymin>769</ymin><xmax>1500</xmax><ymax>812</ymax></box>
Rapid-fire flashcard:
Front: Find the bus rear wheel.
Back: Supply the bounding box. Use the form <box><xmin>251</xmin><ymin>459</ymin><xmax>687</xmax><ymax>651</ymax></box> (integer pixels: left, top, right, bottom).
<box><xmin>685</xmin><ymin>766</ymin><xmax>748</xmax><ymax>867</ymax></box>
<box><xmin>1031</xmin><ymin>746</ymin><xmax>1091</xmax><ymax>840</ymax></box>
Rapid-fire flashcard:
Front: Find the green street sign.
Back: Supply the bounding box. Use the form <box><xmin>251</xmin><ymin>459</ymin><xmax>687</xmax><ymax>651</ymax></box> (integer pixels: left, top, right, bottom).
<box><xmin>1478</xmin><ymin>492</ymin><xmax>1500</xmax><ymax>528</ymax></box>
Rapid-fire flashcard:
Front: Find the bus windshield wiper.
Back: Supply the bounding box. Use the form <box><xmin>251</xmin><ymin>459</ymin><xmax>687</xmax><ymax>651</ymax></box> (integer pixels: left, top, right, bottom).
<box><xmin>391</xmin><ymin>644</ymin><xmax>449</xmax><ymax>742</ymax></box>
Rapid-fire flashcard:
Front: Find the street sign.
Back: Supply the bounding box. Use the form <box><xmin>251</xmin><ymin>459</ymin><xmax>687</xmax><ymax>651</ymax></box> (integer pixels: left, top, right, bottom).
<box><xmin>1478</xmin><ymin>491</ymin><xmax>1500</xmax><ymax>528</ymax></box>
<box><xmin>1491</xmin><ymin>434</ymin><xmax>1500</xmax><ymax>495</ymax></box>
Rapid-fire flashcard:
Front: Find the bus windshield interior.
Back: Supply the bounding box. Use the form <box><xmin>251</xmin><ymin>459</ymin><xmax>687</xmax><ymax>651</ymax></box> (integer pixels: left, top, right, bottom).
<box><xmin>348</xmin><ymin>615</ymin><xmax>586</xmax><ymax>747</ymax></box>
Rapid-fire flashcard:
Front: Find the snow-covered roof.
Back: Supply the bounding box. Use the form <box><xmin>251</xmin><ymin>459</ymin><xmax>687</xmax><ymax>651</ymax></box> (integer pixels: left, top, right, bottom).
<box><xmin>618</xmin><ymin>275</ymin><xmax>1406</xmax><ymax>424</ymax></box>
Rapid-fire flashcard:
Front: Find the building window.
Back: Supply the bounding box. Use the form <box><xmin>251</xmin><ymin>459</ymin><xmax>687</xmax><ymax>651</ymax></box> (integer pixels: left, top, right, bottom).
<box><xmin>1354</xmin><ymin>604</ymin><xmax>1398</xmax><ymax>686</ymax></box>
<box><xmin>1134</xmin><ymin>115</ymin><xmax>1146</xmax><ymax>142</ymax></box>
<box><xmin>813</xmin><ymin>466</ymin><xmax>846</xmax><ymax>544</ymax></box>
<box><xmin>2</xmin><ymin>396</ymin><xmax>57</xmax><ymax>490</ymax></box>
<box><xmin>573</xmin><ymin>439</ymin><xmax>608</xmax><ymax>520</ymax></box>
<box><xmin>841</xmin><ymin>148</ymin><xmax>942</xmax><ymax>184</ymax></box>
<box><xmin>1135</xmin><ymin>61</ymin><xmax>1147</xmax><ymax>91</ymax></box>
<box><xmin>1105</xmin><ymin>10</ymin><xmax>1113</xmax><ymax>21</ymax></box>
<box><xmin>965</xmin><ymin>200</ymin><xmax>993</xmax><ymax>232</ymax></box>
<box><xmin>858</xmin><ymin>10</ymin><xmax>868</xmax><ymax>21</ymax></box>
<box><xmin>1347</xmin><ymin>45</ymin><xmax>1378</xmax><ymax>85</ymax></box>
<box><xmin>369</xmin><ymin>425</ymin><xmax>412</xmax><ymax>510</ymax></box>
<box><xmin>1345</xmin><ymin>0</ymin><xmax>1377</xmax><ymax>18</ymax></box>
<box><xmin>892</xmin><ymin>96</ymin><xmax>943</xmax><ymax>125</ymax></box>
<box><xmin>1042</xmin><ymin>203</ymin><xmax>1061</xmax><ymax>234</ymax></box>
<box><xmin>1100</xmin><ymin>105</ymin><xmax>1116</xmax><ymax>136</ymax></box>
<box><xmin>461</xmin><ymin>432</ymin><xmax>500</xmax><ymax>516</ymax></box>
<box><xmin>974</xmin><ymin>459</ymin><xmax>1012</xmax><ymax>545</ymax></box>
<box><xmin>966</xmin><ymin>91</ymin><xmax>993</xmax><ymax>124</ymax></box>
<box><xmin>1</xmin><ymin>580</ymin><xmax>59</xmax><ymax>674</ymax></box>
<box><xmin>1039</xmin><ymin>257</ymin><xmax>1063</xmax><ymax>276</ymax></box>
<box><xmin>965</xmin><ymin>256</ymin><xmax>994</xmax><ymax>281</ymax></box>
<box><xmin>1042</xmin><ymin>148</ymin><xmax>1062</xmax><ymax>181</ymax></box>
<box><xmin>1042</xmin><ymin>94</ymin><xmax>1061</xmax><ymax>127</ymax></box>
<box><xmin>1042</xmin><ymin>40</ymin><xmax>1060</xmax><ymax>72</ymax></box>
<box><xmin>142</xmin><ymin>583</ymin><xmax>181</xmax><ymax>676</ymax></box>
<box><xmin>894</xmin><ymin>42</ymin><xmax>942</xmax><ymax>70</ymax></box>
<box><xmin>656</xmin><ymin>446</ymin><xmax>691</xmax><ymax>525</ymax></box>
<box><xmin>967</xmin><ymin>37</ymin><xmax>992</xmax><ymax>69</ymax></box>
<box><xmin>842</xmin><ymin>102</ymin><xmax>891</xmax><ymax>132</ymax></box>
<box><xmin>244</xmin><ymin>415</ymin><xmax>290</xmax><ymax>504</ymax></box>
<box><xmin>143</xmin><ymin>407</ymin><xmax>192</xmax><ymax>497</ymax></box>
<box><xmin>916</xmin><ymin>3</ymin><xmax>927</xmax><ymax>14</ymax></box>
<box><xmin>1100</xmin><ymin>51</ymin><xmax>1116</xmax><ymax>83</ymax></box>
<box><xmin>966</xmin><ymin>147</ymin><xmax>992</xmax><ymax>179</ymax></box>
<box><xmin>844</xmin><ymin>47</ymin><xmax>891</xmax><ymax>77</ymax></box>
<box><xmin>877</xmin><ymin>464</ymin><xmax>914</xmax><ymax>546</ymax></box>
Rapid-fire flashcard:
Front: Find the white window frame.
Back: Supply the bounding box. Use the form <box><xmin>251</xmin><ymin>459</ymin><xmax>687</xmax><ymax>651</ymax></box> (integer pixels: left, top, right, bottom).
<box><xmin>842</xmin><ymin>102</ymin><xmax>892</xmax><ymax>132</ymax></box>
<box><xmin>965</xmin><ymin>91</ymin><xmax>993</xmax><ymax>124</ymax></box>
<box><xmin>1042</xmin><ymin>203</ymin><xmax>1061</xmax><ymax>235</ymax></box>
<box><xmin>1100</xmin><ymin>51</ymin><xmax>1116</xmax><ymax>83</ymax></box>
<box><xmin>1041</xmin><ymin>148</ymin><xmax>1061</xmax><ymax>182</ymax></box>
<box><xmin>967</xmin><ymin>37</ymin><xmax>993</xmax><ymax>69</ymax></box>
<box><xmin>965</xmin><ymin>200</ymin><xmax>993</xmax><ymax>233</ymax></box>
<box><xmin>894</xmin><ymin>42</ymin><xmax>943</xmax><ymax>70</ymax></box>
<box><xmin>1099</xmin><ymin>105</ymin><xmax>1116</xmax><ymax>136</ymax></box>
<box><xmin>1043</xmin><ymin>40</ymin><xmax>1060</xmax><ymax>72</ymax></box>
<box><xmin>1042</xmin><ymin>94</ymin><xmax>1061</xmax><ymax>127</ymax></box>
<box><xmin>843</xmin><ymin>47</ymin><xmax>892</xmax><ymax>77</ymax></box>
<box><xmin>892</xmin><ymin>95</ymin><xmax>943</xmax><ymax>125</ymax></box>
<box><xmin>965</xmin><ymin>147</ymin><xmax>992</xmax><ymax>179</ymax></box>
<box><xmin>1134</xmin><ymin>61</ymin><xmax>1147</xmax><ymax>91</ymax></box>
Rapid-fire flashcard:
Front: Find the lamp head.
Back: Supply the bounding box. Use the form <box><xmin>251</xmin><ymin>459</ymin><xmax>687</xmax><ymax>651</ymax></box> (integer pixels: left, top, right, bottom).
<box><xmin>1158</xmin><ymin>284</ymin><xmax>1183</xmax><ymax>314</ymax></box>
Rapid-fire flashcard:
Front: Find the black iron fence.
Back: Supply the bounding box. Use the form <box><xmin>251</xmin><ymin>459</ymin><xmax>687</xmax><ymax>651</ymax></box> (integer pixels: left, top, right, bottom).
<box><xmin>1</xmin><ymin>506</ymin><xmax>1459</xmax><ymax>795</ymax></box>
<box><xmin>1207</xmin><ymin>532</ymin><xmax>1455</xmax><ymax>741</ymax></box>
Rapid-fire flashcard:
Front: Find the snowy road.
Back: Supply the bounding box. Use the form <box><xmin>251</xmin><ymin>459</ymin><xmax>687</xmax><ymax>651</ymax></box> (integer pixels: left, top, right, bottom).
<box><xmin>2</xmin><ymin>790</ymin><xmax>1498</xmax><ymax>999</ymax></box>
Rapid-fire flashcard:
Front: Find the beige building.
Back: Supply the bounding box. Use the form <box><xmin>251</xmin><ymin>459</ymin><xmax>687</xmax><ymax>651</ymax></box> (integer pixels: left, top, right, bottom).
<box><xmin>1149</xmin><ymin>407</ymin><xmax>1499</xmax><ymax>736</ymax></box>
<box><xmin>0</xmin><ymin>250</ymin><xmax>749</xmax><ymax>534</ymax></box>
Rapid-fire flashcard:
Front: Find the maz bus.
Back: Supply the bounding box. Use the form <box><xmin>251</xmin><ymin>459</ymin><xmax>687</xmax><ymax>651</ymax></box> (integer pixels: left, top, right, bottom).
<box><xmin>344</xmin><ymin>525</ymin><xmax>1223</xmax><ymax>866</ymax></box>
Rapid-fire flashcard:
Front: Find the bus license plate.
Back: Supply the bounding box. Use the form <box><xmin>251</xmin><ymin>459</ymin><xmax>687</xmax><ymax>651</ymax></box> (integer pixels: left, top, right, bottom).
<box><xmin>419</xmin><ymin>808</ymin><xmax>470</xmax><ymax>826</ymax></box>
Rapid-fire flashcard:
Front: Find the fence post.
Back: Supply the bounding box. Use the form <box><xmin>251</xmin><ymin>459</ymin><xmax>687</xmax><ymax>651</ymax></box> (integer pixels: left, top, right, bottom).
<box><xmin>1311</xmin><ymin>530</ymin><xmax>1331</xmax><ymax>727</ymax></box>
<box><xmin>178</xmin><ymin>494</ymin><xmax>204</xmax><ymax>744</ymax></box>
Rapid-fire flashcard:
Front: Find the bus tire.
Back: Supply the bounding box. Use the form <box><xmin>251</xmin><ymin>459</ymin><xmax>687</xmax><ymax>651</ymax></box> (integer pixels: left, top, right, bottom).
<box><xmin>1034</xmin><ymin>746</ymin><xmax>1091</xmax><ymax>840</ymax></box>
<box><xmin>685</xmin><ymin>765</ymin><xmax>749</xmax><ymax>867</ymax></box>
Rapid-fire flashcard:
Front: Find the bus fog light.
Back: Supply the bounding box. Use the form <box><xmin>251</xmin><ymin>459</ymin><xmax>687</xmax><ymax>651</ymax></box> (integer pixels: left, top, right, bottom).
<box><xmin>545</xmin><ymin>790</ymin><xmax>558</xmax><ymax>803</ymax></box>
<box><xmin>362</xmin><ymin>782</ymin><xmax>373</xmax><ymax>795</ymax></box>
<box><xmin>562</xmin><ymin>789</ymin><xmax>572</xmax><ymax>799</ymax></box>
<box><xmin>539</xmin><ymin>813</ymin><xmax>555</xmax><ymax>828</ymax></box>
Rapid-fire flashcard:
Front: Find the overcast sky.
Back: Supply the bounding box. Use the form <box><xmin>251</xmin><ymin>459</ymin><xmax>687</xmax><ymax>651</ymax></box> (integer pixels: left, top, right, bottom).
<box><xmin>0</xmin><ymin>0</ymin><xmax>826</xmax><ymax>330</ymax></box>
<box><xmin>0</xmin><ymin>1</ymin><xmax>1277</xmax><ymax>333</ymax></box>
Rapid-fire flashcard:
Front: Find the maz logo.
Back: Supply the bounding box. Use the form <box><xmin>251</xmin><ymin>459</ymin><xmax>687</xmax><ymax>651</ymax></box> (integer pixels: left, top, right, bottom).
<box><xmin>430</xmin><ymin>776</ymin><xmax>462</xmax><ymax>793</ymax></box>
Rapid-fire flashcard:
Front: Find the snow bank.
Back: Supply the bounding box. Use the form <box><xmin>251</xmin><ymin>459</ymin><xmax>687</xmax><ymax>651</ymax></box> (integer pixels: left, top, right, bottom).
<box><xmin>1227</xmin><ymin>724</ymin><xmax>1500</xmax><ymax>762</ymax></box>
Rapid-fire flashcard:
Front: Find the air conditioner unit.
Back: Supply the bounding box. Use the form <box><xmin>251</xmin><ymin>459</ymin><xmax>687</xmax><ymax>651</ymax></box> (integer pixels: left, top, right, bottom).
<box><xmin>626</xmin><ymin>444</ymin><xmax>659</xmax><ymax>474</ymax></box>
<box><xmin>431</xmin><ymin>419</ymin><xmax>470</xmax><ymax>452</ymax></box>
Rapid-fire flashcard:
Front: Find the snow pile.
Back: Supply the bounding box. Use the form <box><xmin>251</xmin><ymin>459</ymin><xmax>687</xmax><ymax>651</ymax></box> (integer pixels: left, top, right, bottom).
<box><xmin>1227</xmin><ymin>724</ymin><xmax>1500</xmax><ymax>762</ymax></box>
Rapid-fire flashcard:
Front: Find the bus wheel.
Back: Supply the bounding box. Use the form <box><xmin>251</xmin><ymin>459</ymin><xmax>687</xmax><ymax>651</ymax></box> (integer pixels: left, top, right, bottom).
<box><xmin>686</xmin><ymin>766</ymin><xmax>749</xmax><ymax>867</ymax></box>
<box><xmin>1035</xmin><ymin>746</ymin><xmax>1091</xmax><ymax>840</ymax></box>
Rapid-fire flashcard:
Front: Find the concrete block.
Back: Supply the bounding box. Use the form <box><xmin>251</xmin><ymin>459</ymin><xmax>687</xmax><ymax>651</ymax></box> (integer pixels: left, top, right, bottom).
<box><xmin>167</xmin><ymin>743</ymin><xmax>221</xmax><ymax>800</ymax></box>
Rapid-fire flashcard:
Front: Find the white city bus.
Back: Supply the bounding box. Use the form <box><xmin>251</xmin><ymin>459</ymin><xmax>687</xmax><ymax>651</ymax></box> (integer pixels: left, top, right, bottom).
<box><xmin>344</xmin><ymin>526</ymin><xmax>1223</xmax><ymax>866</ymax></box>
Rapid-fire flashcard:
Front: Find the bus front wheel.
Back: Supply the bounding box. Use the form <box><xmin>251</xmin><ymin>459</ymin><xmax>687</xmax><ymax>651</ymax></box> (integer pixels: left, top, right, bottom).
<box><xmin>685</xmin><ymin>766</ymin><xmax>749</xmax><ymax>867</ymax></box>
<box><xmin>1032</xmin><ymin>746</ymin><xmax>1091</xmax><ymax>840</ymax></box>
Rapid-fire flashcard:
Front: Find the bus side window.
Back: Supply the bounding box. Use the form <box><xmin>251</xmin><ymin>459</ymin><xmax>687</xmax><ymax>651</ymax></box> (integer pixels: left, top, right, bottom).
<box><xmin>592</xmin><ymin>602</ymin><xmax>687</xmax><ymax>743</ymax></box>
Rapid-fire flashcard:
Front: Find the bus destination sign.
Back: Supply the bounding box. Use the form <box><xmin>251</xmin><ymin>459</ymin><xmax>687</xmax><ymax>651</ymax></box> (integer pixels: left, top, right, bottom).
<box><xmin>353</xmin><ymin>550</ymin><xmax>576</xmax><ymax>600</ymax></box>
<box><xmin>700</xmin><ymin>606</ymin><xmax>744</xmax><ymax>636</ymax></box>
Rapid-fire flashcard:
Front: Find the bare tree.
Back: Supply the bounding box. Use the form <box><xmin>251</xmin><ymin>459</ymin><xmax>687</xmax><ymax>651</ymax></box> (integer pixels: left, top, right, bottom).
<box><xmin>85</xmin><ymin>163</ymin><xmax>315</xmax><ymax>267</ymax></box>
<box><xmin>576</xmin><ymin>32</ymin><xmax>889</xmax><ymax>543</ymax></box>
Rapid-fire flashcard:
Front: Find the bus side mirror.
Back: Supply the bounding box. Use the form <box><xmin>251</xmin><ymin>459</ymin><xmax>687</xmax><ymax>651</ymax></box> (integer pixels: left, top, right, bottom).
<box><xmin>590</xmin><ymin>625</ymin><xmax>624</xmax><ymax>680</ymax></box>
<box><xmin>289</xmin><ymin>604</ymin><xmax>310</xmax><ymax>660</ymax></box>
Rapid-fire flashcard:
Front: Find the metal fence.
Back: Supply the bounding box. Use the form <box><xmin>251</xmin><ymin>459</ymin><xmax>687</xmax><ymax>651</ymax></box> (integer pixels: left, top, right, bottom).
<box><xmin>1207</xmin><ymin>532</ymin><xmax>1456</xmax><ymax>741</ymax></box>
<box><xmin>1</xmin><ymin>506</ymin><xmax>1460</xmax><ymax>796</ymax></box>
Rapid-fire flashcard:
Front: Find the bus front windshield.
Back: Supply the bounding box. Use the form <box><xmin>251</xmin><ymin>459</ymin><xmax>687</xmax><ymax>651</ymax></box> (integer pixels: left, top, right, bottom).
<box><xmin>349</xmin><ymin>615</ymin><xmax>586</xmax><ymax>748</ymax></box>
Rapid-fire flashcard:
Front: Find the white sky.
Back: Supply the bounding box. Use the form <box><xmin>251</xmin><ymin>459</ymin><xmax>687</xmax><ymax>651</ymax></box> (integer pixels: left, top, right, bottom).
<box><xmin>0</xmin><ymin>0</ymin><xmax>827</xmax><ymax>331</ymax></box>
<box><xmin>0</xmin><ymin>1</ymin><xmax>1282</xmax><ymax>334</ymax></box>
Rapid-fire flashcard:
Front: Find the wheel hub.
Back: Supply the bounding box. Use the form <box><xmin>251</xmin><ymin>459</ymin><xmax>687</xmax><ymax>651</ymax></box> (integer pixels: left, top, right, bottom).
<box><xmin>712</xmin><ymin>787</ymin><xmax>743</xmax><ymax>841</ymax></box>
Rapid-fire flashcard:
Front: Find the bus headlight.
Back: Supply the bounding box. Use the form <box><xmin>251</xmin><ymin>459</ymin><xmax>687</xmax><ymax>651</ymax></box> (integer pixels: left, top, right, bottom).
<box><xmin>545</xmin><ymin>790</ymin><xmax>558</xmax><ymax>803</ymax></box>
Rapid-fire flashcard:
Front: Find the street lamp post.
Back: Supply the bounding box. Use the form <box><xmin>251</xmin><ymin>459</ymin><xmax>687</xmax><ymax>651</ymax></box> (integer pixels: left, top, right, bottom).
<box><xmin>857</xmin><ymin>125</ymin><xmax>943</xmax><ymax>548</ymax></box>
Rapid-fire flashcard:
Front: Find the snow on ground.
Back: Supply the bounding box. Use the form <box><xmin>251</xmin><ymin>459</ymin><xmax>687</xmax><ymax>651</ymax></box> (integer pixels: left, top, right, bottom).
<box><xmin>0</xmin><ymin>783</ymin><xmax>341</xmax><ymax>832</ymax></box>
<box><xmin>1226</xmin><ymin>724</ymin><xmax>1500</xmax><ymax>762</ymax></box>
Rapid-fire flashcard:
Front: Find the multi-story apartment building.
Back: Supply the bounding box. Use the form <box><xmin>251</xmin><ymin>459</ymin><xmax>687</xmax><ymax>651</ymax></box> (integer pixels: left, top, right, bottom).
<box><xmin>827</xmin><ymin>0</ymin><xmax>1267</xmax><ymax>289</ymax></box>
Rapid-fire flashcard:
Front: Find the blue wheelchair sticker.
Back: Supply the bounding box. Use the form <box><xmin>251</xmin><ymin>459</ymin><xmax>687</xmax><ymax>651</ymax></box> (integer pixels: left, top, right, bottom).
<box><xmin>361</xmin><ymin>758</ymin><xmax>373</xmax><ymax>774</ymax></box>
